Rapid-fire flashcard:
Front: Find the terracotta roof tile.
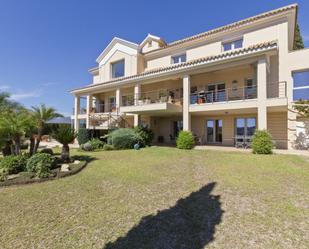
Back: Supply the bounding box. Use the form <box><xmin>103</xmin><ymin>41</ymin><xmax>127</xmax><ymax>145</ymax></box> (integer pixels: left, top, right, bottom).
<box><xmin>71</xmin><ymin>40</ymin><xmax>277</xmax><ymax>93</ymax></box>
<box><xmin>143</xmin><ymin>4</ymin><xmax>296</xmax><ymax>54</ymax></box>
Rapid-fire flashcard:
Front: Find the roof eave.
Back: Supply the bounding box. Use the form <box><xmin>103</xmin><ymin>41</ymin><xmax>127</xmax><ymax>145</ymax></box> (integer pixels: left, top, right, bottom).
<box><xmin>71</xmin><ymin>41</ymin><xmax>278</xmax><ymax>95</ymax></box>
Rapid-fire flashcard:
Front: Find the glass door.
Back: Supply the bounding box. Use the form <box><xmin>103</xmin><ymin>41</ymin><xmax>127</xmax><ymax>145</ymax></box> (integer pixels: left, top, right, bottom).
<box><xmin>207</xmin><ymin>83</ymin><xmax>226</xmax><ymax>102</ymax></box>
<box><xmin>235</xmin><ymin>118</ymin><xmax>256</xmax><ymax>145</ymax></box>
<box><xmin>206</xmin><ymin>119</ymin><xmax>223</xmax><ymax>143</ymax></box>
<box><xmin>217</xmin><ymin>83</ymin><xmax>226</xmax><ymax>102</ymax></box>
<box><xmin>109</xmin><ymin>97</ymin><xmax>116</xmax><ymax>112</ymax></box>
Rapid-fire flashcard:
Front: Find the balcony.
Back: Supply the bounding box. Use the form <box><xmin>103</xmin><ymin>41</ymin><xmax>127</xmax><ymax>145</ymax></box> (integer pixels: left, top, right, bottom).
<box><xmin>120</xmin><ymin>88</ymin><xmax>183</xmax><ymax>114</ymax></box>
<box><xmin>190</xmin><ymin>82</ymin><xmax>287</xmax><ymax>113</ymax></box>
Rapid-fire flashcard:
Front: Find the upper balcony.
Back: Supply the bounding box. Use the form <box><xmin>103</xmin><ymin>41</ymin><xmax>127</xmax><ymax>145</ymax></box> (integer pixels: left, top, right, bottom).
<box><xmin>190</xmin><ymin>81</ymin><xmax>287</xmax><ymax>113</ymax></box>
<box><xmin>120</xmin><ymin>88</ymin><xmax>183</xmax><ymax>114</ymax></box>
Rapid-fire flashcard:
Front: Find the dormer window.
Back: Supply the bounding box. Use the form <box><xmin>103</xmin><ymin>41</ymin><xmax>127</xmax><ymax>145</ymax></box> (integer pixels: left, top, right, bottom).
<box><xmin>171</xmin><ymin>53</ymin><xmax>186</xmax><ymax>64</ymax></box>
<box><xmin>222</xmin><ymin>39</ymin><xmax>243</xmax><ymax>51</ymax></box>
<box><xmin>148</xmin><ymin>41</ymin><xmax>152</xmax><ymax>47</ymax></box>
<box><xmin>111</xmin><ymin>59</ymin><xmax>125</xmax><ymax>78</ymax></box>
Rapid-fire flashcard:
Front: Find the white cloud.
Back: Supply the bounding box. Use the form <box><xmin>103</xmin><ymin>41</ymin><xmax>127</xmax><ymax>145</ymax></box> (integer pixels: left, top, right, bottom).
<box><xmin>0</xmin><ymin>85</ymin><xmax>10</xmax><ymax>91</ymax></box>
<box><xmin>10</xmin><ymin>91</ymin><xmax>41</xmax><ymax>100</ymax></box>
<box><xmin>40</xmin><ymin>82</ymin><xmax>58</xmax><ymax>87</ymax></box>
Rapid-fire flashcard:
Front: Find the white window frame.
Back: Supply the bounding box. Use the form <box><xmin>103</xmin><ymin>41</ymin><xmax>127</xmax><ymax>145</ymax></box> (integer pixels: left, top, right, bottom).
<box><xmin>222</xmin><ymin>38</ymin><xmax>243</xmax><ymax>52</ymax></box>
<box><xmin>292</xmin><ymin>69</ymin><xmax>309</xmax><ymax>101</ymax></box>
<box><xmin>111</xmin><ymin>59</ymin><xmax>125</xmax><ymax>79</ymax></box>
<box><xmin>171</xmin><ymin>53</ymin><xmax>186</xmax><ymax>64</ymax></box>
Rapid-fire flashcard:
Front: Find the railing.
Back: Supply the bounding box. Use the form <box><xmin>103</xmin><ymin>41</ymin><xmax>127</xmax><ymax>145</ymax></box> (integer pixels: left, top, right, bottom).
<box><xmin>190</xmin><ymin>82</ymin><xmax>287</xmax><ymax>104</ymax></box>
<box><xmin>190</xmin><ymin>85</ymin><xmax>257</xmax><ymax>104</ymax></box>
<box><xmin>93</xmin><ymin>103</ymin><xmax>117</xmax><ymax>113</ymax></box>
<box><xmin>122</xmin><ymin>88</ymin><xmax>183</xmax><ymax>107</ymax></box>
<box><xmin>267</xmin><ymin>81</ymin><xmax>287</xmax><ymax>98</ymax></box>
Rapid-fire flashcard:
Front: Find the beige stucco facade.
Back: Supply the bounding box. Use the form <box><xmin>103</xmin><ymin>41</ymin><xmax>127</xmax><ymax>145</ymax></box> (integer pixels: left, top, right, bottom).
<box><xmin>71</xmin><ymin>4</ymin><xmax>309</xmax><ymax>150</ymax></box>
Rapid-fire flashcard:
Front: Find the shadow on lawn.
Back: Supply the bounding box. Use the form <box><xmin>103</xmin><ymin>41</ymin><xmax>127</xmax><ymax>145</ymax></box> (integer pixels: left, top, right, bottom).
<box><xmin>103</xmin><ymin>182</ymin><xmax>223</xmax><ymax>249</ymax></box>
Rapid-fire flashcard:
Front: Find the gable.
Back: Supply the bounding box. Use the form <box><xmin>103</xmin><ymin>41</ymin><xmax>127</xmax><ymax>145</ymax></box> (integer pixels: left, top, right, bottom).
<box><xmin>96</xmin><ymin>37</ymin><xmax>138</xmax><ymax>66</ymax></box>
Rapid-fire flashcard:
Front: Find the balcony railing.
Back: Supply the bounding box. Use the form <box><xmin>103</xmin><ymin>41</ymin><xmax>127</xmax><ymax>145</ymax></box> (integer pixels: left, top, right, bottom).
<box><xmin>190</xmin><ymin>85</ymin><xmax>257</xmax><ymax>104</ymax></box>
<box><xmin>122</xmin><ymin>88</ymin><xmax>183</xmax><ymax>107</ymax></box>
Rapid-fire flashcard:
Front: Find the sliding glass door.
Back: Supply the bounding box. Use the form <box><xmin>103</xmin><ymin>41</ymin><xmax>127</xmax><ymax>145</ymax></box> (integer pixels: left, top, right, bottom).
<box><xmin>206</xmin><ymin>83</ymin><xmax>226</xmax><ymax>102</ymax></box>
<box><xmin>206</xmin><ymin>119</ymin><xmax>222</xmax><ymax>143</ymax></box>
<box><xmin>235</xmin><ymin>118</ymin><xmax>256</xmax><ymax>137</ymax></box>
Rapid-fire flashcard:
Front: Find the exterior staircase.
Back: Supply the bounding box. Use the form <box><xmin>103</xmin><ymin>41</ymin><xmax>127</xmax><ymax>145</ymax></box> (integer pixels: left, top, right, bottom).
<box><xmin>89</xmin><ymin>112</ymin><xmax>131</xmax><ymax>130</ymax></box>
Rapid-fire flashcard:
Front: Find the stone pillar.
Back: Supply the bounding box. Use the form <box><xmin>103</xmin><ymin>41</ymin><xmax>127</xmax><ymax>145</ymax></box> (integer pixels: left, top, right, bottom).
<box><xmin>183</xmin><ymin>75</ymin><xmax>191</xmax><ymax>131</ymax></box>
<box><xmin>116</xmin><ymin>88</ymin><xmax>122</xmax><ymax>113</ymax></box>
<box><xmin>257</xmin><ymin>57</ymin><xmax>268</xmax><ymax>130</ymax></box>
<box><xmin>134</xmin><ymin>83</ymin><xmax>141</xmax><ymax>127</ymax></box>
<box><xmin>86</xmin><ymin>95</ymin><xmax>93</xmax><ymax>128</ymax></box>
<box><xmin>134</xmin><ymin>83</ymin><xmax>141</xmax><ymax>106</ymax></box>
<box><xmin>74</xmin><ymin>95</ymin><xmax>80</xmax><ymax>132</ymax></box>
<box><xmin>287</xmin><ymin>107</ymin><xmax>297</xmax><ymax>149</ymax></box>
<box><xmin>134</xmin><ymin>114</ymin><xmax>140</xmax><ymax>127</ymax></box>
<box><xmin>104</xmin><ymin>95</ymin><xmax>109</xmax><ymax>113</ymax></box>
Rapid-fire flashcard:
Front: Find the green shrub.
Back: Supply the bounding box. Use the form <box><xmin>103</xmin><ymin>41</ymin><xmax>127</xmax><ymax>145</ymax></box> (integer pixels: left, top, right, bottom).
<box><xmin>77</xmin><ymin>128</ymin><xmax>89</xmax><ymax>145</ymax></box>
<box><xmin>82</xmin><ymin>142</ymin><xmax>93</xmax><ymax>151</ymax></box>
<box><xmin>40</xmin><ymin>148</ymin><xmax>54</xmax><ymax>155</ymax></box>
<box><xmin>134</xmin><ymin>125</ymin><xmax>154</xmax><ymax>147</ymax></box>
<box><xmin>176</xmin><ymin>131</ymin><xmax>195</xmax><ymax>150</ymax></box>
<box><xmin>0</xmin><ymin>154</ymin><xmax>29</xmax><ymax>174</ymax></box>
<box><xmin>103</xmin><ymin>144</ymin><xmax>114</xmax><ymax>151</ymax></box>
<box><xmin>26</xmin><ymin>153</ymin><xmax>55</xmax><ymax>178</ymax></box>
<box><xmin>89</xmin><ymin>138</ymin><xmax>104</xmax><ymax>150</ymax></box>
<box><xmin>0</xmin><ymin>168</ymin><xmax>9</xmax><ymax>181</ymax></box>
<box><xmin>107</xmin><ymin>128</ymin><xmax>142</xmax><ymax>150</ymax></box>
<box><xmin>252</xmin><ymin>130</ymin><xmax>274</xmax><ymax>154</ymax></box>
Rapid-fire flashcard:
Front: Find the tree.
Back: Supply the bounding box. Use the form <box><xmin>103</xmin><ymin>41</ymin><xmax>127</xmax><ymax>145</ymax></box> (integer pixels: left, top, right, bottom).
<box><xmin>0</xmin><ymin>92</ymin><xmax>21</xmax><ymax>111</ymax></box>
<box><xmin>0</xmin><ymin>109</ymin><xmax>34</xmax><ymax>155</ymax></box>
<box><xmin>294</xmin><ymin>24</ymin><xmax>304</xmax><ymax>50</ymax></box>
<box><xmin>294</xmin><ymin>100</ymin><xmax>309</xmax><ymax>118</ymax></box>
<box><xmin>53</xmin><ymin>125</ymin><xmax>76</xmax><ymax>162</ymax></box>
<box><xmin>31</xmin><ymin>104</ymin><xmax>62</xmax><ymax>153</ymax></box>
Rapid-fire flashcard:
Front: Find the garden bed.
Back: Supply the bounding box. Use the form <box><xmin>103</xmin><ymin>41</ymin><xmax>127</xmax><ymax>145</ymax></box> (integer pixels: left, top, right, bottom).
<box><xmin>0</xmin><ymin>159</ymin><xmax>88</xmax><ymax>187</ymax></box>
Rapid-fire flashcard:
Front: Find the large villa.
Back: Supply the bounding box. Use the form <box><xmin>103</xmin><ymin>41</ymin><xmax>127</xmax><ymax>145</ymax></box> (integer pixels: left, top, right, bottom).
<box><xmin>71</xmin><ymin>4</ymin><xmax>309</xmax><ymax>150</ymax></box>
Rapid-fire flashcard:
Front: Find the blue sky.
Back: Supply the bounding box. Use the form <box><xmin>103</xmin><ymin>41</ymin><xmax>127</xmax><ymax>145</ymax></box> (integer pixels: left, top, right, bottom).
<box><xmin>0</xmin><ymin>0</ymin><xmax>308</xmax><ymax>116</ymax></box>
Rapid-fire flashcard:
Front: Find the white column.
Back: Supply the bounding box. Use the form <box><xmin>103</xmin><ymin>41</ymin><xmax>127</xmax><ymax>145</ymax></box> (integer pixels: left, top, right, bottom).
<box><xmin>134</xmin><ymin>83</ymin><xmax>141</xmax><ymax>106</ymax></box>
<box><xmin>257</xmin><ymin>57</ymin><xmax>268</xmax><ymax>130</ymax></box>
<box><xmin>86</xmin><ymin>95</ymin><xmax>93</xmax><ymax>128</ymax></box>
<box><xmin>104</xmin><ymin>95</ymin><xmax>109</xmax><ymax>113</ymax></box>
<box><xmin>134</xmin><ymin>114</ymin><xmax>140</xmax><ymax>127</ymax></box>
<box><xmin>134</xmin><ymin>83</ymin><xmax>141</xmax><ymax>127</ymax></box>
<box><xmin>183</xmin><ymin>75</ymin><xmax>191</xmax><ymax>131</ymax></box>
<box><xmin>74</xmin><ymin>95</ymin><xmax>80</xmax><ymax>132</ymax></box>
<box><xmin>116</xmin><ymin>88</ymin><xmax>122</xmax><ymax>113</ymax></box>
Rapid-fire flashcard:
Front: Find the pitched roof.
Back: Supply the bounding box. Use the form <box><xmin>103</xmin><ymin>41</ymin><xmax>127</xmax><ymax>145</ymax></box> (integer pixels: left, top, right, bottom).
<box><xmin>143</xmin><ymin>4</ymin><xmax>297</xmax><ymax>54</ymax></box>
<box><xmin>96</xmin><ymin>37</ymin><xmax>138</xmax><ymax>63</ymax></box>
<box><xmin>71</xmin><ymin>40</ymin><xmax>277</xmax><ymax>93</ymax></box>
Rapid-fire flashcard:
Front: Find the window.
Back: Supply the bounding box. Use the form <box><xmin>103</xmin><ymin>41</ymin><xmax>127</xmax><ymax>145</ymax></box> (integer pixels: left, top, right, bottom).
<box><xmin>222</xmin><ymin>39</ymin><xmax>243</xmax><ymax>51</ymax></box>
<box><xmin>171</xmin><ymin>54</ymin><xmax>186</xmax><ymax>64</ymax></box>
<box><xmin>111</xmin><ymin>60</ymin><xmax>125</xmax><ymax>78</ymax></box>
<box><xmin>293</xmin><ymin>70</ymin><xmax>309</xmax><ymax>100</ymax></box>
<box><xmin>235</xmin><ymin>118</ymin><xmax>256</xmax><ymax>137</ymax></box>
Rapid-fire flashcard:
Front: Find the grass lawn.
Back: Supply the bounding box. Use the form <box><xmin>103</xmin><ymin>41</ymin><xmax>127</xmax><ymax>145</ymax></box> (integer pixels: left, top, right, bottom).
<box><xmin>0</xmin><ymin>147</ymin><xmax>308</xmax><ymax>249</ymax></box>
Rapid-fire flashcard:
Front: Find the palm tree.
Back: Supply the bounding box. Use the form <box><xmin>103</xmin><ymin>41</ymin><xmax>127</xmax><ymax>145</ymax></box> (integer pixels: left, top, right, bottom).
<box><xmin>0</xmin><ymin>109</ymin><xmax>34</xmax><ymax>155</ymax></box>
<box><xmin>53</xmin><ymin>125</ymin><xmax>77</xmax><ymax>162</ymax></box>
<box><xmin>31</xmin><ymin>104</ymin><xmax>62</xmax><ymax>154</ymax></box>
<box><xmin>0</xmin><ymin>92</ymin><xmax>21</xmax><ymax>111</ymax></box>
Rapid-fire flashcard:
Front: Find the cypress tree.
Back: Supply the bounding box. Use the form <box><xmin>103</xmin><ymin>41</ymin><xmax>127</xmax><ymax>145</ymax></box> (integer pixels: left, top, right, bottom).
<box><xmin>294</xmin><ymin>24</ymin><xmax>304</xmax><ymax>50</ymax></box>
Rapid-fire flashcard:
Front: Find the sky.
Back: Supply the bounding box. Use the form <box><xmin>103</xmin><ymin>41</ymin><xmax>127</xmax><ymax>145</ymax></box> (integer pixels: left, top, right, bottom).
<box><xmin>0</xmin><ymin>0</ymin><xmax>308</xmax><ymax>116</ymax></box>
